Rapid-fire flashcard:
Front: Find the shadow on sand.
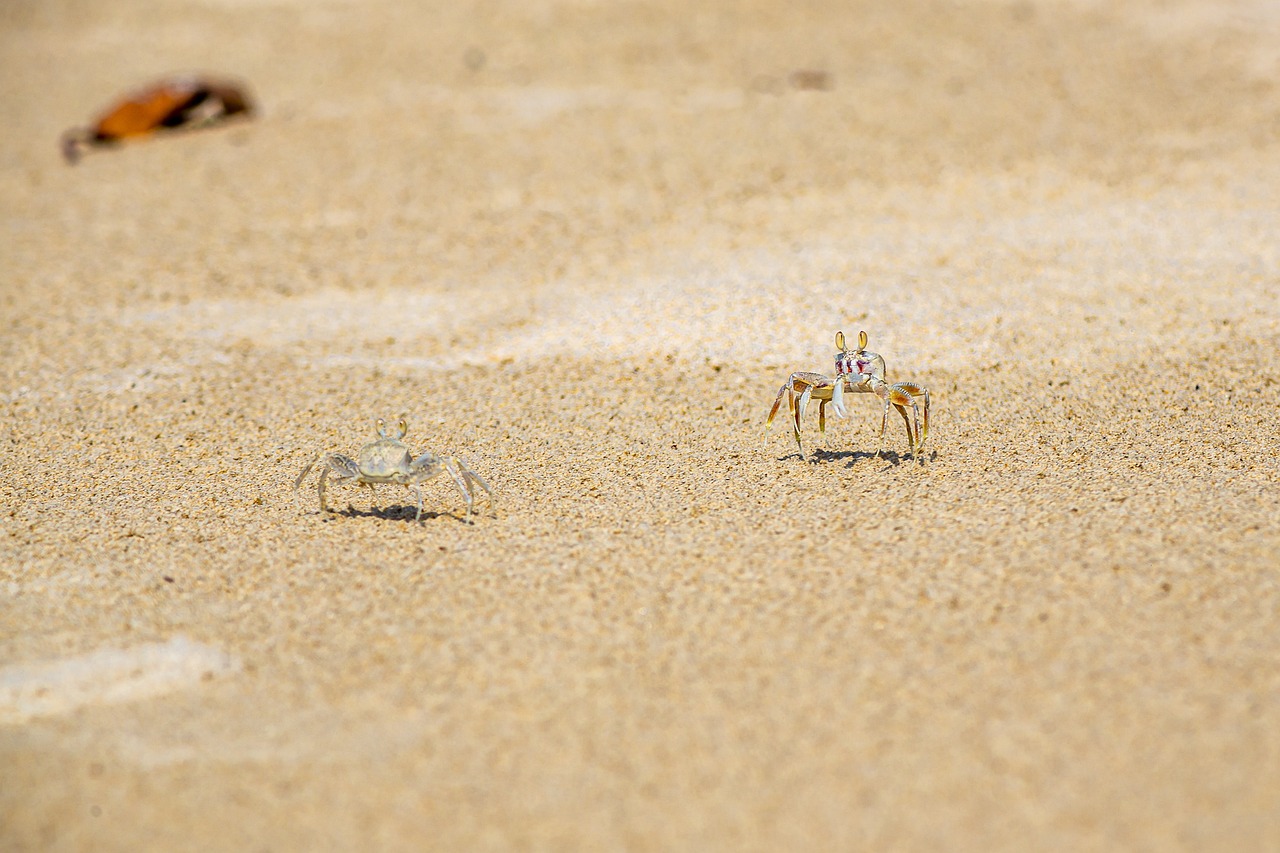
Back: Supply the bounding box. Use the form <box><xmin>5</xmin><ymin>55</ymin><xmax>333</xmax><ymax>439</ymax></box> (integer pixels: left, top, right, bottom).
<box><xmin>321</xmin><ymin>504</ymin><xmax>469</xmax><ymax>525</ymax></box>
<box><xmin>775</xmin><ymin>448</ymin><xmax>936</xmax><ymax>468</ymax></box>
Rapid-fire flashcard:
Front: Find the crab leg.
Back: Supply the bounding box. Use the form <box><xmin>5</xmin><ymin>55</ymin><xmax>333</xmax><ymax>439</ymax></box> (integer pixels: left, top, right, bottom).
<box><xmin>765</xmin><ymin>383</ymin><xmax>792</xmax><ymax>431</ymax></box>
<box><xmin>795</xmin><ymin>385</ymin><xmax>813</xmax><ymax>438</ymax></box>
<box><xmin>765</xmin><ymin>371</ymin><xmax>835</xmax><ymax>453</ymax></box>
<box><xmin>868</xmin><ymin>382</ymin><xmax>909</xmax><ymax>458</ymax></box>
<box><xmin>895</xmin><ymin>381</ymin><xmax>930</xmax><ymax>454</ymax></box>
<box><xmin>442</xmin><ymin>457</ymin><xmax>495</xmax><ymax>523</ymax></box>
<box><xmin>293</xmin><ymin>455</ymin><xmax>321</xmax><ymax>498</ymax></box>
<box><xmin>318</xmin><ymin>454</ymin><xmax>360</xmax><ymax>513</ymax></box>
<box><xmin>409</xmin><ymin>485</ymin><xmax>425</xmax><ymax>523</ymax></box>
<box><xmin>444</xmin><ymin>461</ymin><xmax>474</xmax><ymax>521</ymax></box>
<box><xmin>874</xmin><ymin>399</ymin><xmax>916</xmax><ymax>459</ymax></box>
<box><xmin>460</xmin><ymin>465</ymin><xmax>494</xmax><ymax>511</ymax></box>
<box><xmin>869</xmin><ymin>382</ymin><xmax>930</xmax><ymax>458</ymax></box>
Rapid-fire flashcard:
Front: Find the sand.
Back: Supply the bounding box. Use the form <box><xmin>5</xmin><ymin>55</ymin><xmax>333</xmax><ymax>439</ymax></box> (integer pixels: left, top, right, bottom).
<box><xmin>3</xmin><ymin>0</ymin><xmax>1279</xmax><ymax>848</ymax></box>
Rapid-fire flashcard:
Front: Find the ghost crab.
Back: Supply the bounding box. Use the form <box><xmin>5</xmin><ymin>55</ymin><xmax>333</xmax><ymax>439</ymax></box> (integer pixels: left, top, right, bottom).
<box><xmin>61</xmin><ymin>75</ymin><xmax>254</xmax><ymax>164</ymax></box>
<box><xmin>766</xmin><ymin>330</ymin><xmax>931</xmax><ymax>460</ymax></box>
<box><xmin>294</xmin><ymin>418</ymin><xmax>494</xmax><ymax>523</ymax></box>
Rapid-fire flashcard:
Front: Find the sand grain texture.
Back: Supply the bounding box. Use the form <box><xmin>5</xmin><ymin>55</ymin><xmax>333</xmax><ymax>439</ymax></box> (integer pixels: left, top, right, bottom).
<box><xmin>3</xmin><ymin>0</ymin><xmax>1279</xmax><ymax>849</ymax></box>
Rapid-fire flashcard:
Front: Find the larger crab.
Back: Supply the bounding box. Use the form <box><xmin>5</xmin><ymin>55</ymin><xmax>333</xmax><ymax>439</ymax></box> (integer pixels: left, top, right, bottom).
<box><xmin>294</xmin><ymin>418</ymin><xmax>494</xmax><ymax>523</ymax></box>
<box><xmin>766</xmin><ymin>330</ymin><xmax>930</xmax><ymax>460</ymax></box>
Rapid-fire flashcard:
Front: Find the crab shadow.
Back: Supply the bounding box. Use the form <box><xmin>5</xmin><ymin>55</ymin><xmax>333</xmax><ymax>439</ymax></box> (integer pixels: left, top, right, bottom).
<box><xmin>325</xmin><ymin>504</ymin><xmax>470</xmax><ymax>525</ymax></box>
<box><xmin>779</xmin><ymin>448</ymin><xmax>935</xmax><ymax>468</ymax></box>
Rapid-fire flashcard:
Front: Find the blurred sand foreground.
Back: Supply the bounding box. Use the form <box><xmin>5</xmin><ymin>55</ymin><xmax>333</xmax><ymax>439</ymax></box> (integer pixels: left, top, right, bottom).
<box><xmin>2</xmin><ymin>0</ymin><xmax>1279</xmax><ymax>848</ymax></box>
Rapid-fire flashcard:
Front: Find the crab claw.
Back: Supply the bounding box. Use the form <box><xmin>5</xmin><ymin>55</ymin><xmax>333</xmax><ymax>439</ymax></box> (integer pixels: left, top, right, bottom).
<box><xmin>831</xmin><ymin>374</ymin><xmax>849</xmax><ymax>418</ymax></box>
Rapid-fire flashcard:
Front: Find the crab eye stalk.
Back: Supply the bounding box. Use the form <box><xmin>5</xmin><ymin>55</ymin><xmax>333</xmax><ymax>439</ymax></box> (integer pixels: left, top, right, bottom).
<box><xmin>376</xmin><ymin>418</ymin><xmax>388</xmax><ymax>438</ymax></box>
<box><xmin>858</xmin><ymin>331</ymin><xmax>868</xmax><ymax>352</ymax></box>
<box><xmin>835</xmin><ymin>330</ymin><xmax>846</xmax><ymax>352</ymax></box>
<box><xmin>397</xmin><ymin>419</ymin><xmax>408</xmax><ymax>439</ymax></box>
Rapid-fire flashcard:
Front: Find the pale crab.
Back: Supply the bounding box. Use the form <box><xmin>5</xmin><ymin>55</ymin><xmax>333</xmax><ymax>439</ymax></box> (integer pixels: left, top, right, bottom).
<box><xmin>766</xmin><ymin>330</ymin><xmax>931</xmax><ymax>460</ymax></box>
<box><xmin>294</xmin><ymin>418</ymin><xmax>494</xmax><ymax>523</ymax></box>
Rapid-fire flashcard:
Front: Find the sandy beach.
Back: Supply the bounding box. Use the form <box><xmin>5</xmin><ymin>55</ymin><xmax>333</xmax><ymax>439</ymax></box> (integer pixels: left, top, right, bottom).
<box><xmin>3</xmin><ymin>0</ymin><xmax>1279</xmax><ymax>848</ymax></box>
